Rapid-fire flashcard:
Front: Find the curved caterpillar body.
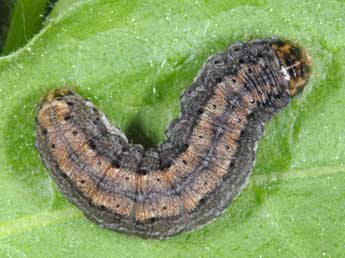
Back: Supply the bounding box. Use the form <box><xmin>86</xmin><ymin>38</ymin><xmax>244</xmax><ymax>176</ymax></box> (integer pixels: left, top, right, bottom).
<box><xmin>35</xmin><ymin>38</ymin><xmax>311</xmax><ymax>239</ymax></box>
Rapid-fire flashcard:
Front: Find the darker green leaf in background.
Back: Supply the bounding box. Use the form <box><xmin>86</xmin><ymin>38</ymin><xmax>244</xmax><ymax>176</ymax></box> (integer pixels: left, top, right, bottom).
<box><xmin>0</xmin><ymin>0</ymin><xmax>53</xmax><ymax>55</ymax></box>
<box><xmin>0</xmin><ymin>1</ymin><xmax>344</xmax><ymax>257</ymax></box>
<box><xmin>0</xmin><ymin>0</ymin><xmax>15</xmax><ymax>53</ymax></box>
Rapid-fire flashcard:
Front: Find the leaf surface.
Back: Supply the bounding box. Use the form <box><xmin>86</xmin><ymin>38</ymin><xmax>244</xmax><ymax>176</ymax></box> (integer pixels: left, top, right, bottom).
<box><xmin>0</xmin><ymin>1</ymin><xmax>344</xmax><ymax>257</ymax></box>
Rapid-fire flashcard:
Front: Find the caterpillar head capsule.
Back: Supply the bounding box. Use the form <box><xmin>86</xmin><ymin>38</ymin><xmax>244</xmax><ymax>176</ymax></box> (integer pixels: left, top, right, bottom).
<box><xmin>271</xmin><ymin>39</ymin><xmax>311</xmax><ymax>96</ymax></box>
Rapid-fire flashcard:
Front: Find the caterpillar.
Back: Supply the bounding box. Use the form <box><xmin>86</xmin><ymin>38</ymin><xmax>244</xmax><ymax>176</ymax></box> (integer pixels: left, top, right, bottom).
<box><xmin>35</xmin><ymin>38</ymin><xmax>311</xmax><ymax>239</ymax></box>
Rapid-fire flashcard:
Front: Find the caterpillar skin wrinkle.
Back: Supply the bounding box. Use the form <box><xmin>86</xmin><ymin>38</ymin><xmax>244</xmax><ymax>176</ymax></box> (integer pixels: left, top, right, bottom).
<box><xmin>35</xmin><ymin>38</ymin><xmax>311</xmax><ymax>239</ymax></box>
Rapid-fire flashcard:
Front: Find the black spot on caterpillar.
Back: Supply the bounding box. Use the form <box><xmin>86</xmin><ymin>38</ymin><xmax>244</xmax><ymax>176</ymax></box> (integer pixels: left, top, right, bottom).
<box><xmin>35</xmin><ymin>38</ymin><xmax>311</xmax><ymax>239</ymax></box>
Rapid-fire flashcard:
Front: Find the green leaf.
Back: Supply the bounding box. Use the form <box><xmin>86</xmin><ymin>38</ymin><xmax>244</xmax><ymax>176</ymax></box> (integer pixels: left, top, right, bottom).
<box><xmin>44</xmin><ymin>0</ymin><xmax>82</xmax><ymax>23</ymax></box>
<box><xmin>0</xmin><ymin>1</ymin><xmax>344</xmax><ymax>257</ymax></box>
<box><xmin>0</xmin><ymin>0</ymin><xmax>16</xmax><ymax>53</ymax></box>
<box><xmin>2</xmin><ymin>0</ymin><xmax>49</xmax><ymax>55</ymax></box>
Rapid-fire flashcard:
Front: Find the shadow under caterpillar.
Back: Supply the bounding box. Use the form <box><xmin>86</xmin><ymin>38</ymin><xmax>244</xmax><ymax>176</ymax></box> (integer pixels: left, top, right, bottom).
<box><xmin>35</xmin><ymin>38</ymin><xmax>311</xmax><ymax>239</ymax></box>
